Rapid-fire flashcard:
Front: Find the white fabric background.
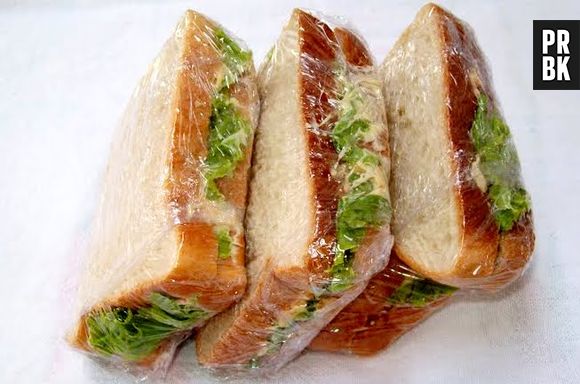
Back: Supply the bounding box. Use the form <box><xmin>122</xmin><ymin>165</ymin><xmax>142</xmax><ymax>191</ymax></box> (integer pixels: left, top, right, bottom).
<box><xmin>1</xmin><ymin>0</ymin><xmax>579</xmax><ymax>383</ymax></box>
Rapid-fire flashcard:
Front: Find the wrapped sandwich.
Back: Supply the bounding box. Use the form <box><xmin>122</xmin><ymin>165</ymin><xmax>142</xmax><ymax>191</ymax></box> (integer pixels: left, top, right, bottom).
<box><xmin>310</xmin><ymin>3</ymin><xmax>534</xmax><ymax>356</ymax></box>
<box><xmin>384</xmin><ymin>3</ymin><xmax>534</xmax><ymax>290</ymax></box>
<box><xmin>68</xmin><ymin>10</ymin><xmax>258</xmax><ymax>370</ymax></box>
<box><xmin>196</xmin><ymin>9</ymin><xmax>393</xmax><ymax>372</ymax></box>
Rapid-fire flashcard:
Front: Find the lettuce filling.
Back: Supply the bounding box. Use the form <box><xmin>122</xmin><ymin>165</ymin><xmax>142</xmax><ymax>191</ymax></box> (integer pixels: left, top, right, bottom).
<box><xmin>215</xmin><ymin>226</ymin><xmax>232</xmax><ymax>259</ymax></box>
<box><xmin>470</xmin><ymin>94</ymin><xmax>531</xmax><ymax>231</ymax></box>
<box><xmin>387</xmin><ymin>278</ymin><xmax>457</xmax><ymax>307</ymax></box>
<box><xmin>327</xmin><ymin>77</ymin><xmax>391</xmax><ymax>293</ymax></box>
<box><xmin>86</xmin><ymin>293</ymin><xmax>208</xmax><ymax>361</ymax></box>
<box><xmin>204</xmin><ymin>94</ymin><xmax>252</xmax><ymax>200</ymax></box>
<box><xmin>204</xmin><ymin>29</ymin><xmax>253</xmax><ymax>200</ymax></box>
<box><xmin>330</xmin><ymin>181</ymin><xmax>390</xmax><ymax>292</ymax></box>
<box><xmin>213</xmin><ymin>28</ymin><xmax>253</xmax><ymax>89</ymax></box>
<box><xmin>247</xmin><ymin>70</ymin><xmax>390</xmax><ymax>367</ymax></box>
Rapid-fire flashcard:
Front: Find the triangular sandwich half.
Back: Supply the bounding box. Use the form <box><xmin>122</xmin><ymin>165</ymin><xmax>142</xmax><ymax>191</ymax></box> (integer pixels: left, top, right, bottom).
<box><xmin>196</xmin><ymin>9</ymin><xmax>393</xmax><ymax>371</ymax></box>
<box><xmin>69</xmin><ymin>10</ymin><xmax>258</xmax><ymax>368</ymax></box>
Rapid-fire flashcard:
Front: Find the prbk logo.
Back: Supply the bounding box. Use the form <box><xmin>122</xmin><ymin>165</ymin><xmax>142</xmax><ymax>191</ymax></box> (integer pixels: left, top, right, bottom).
<box><xmin>533</xmin><ymin>20</ymin><xmax>580</xmax><ymax>90</ymax></box>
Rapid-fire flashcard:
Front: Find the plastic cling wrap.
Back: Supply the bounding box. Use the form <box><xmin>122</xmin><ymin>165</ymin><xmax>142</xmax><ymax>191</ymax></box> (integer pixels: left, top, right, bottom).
<box><xmin>310</xmin><ymin>2</ymin><xmax>535</xmax><ymax>356</ymax></box>
<box><xmin>68</xmin><ymin>10</ymin><xmax>258</xmax><ymax>373</ymax></box>
<box><xmin>381</xmin><ymin>3</ymin><xmax>534</xmax><ymax>291</ymax></box>
<box><xmin>310</xmin><ymin>251</ymin><xmax>456</xmax><ymax>355</ymax></box>
<box><xmin>195</xmin><ymin>9</ymin><xmax>393</xmax><ymax>374</ymax></box>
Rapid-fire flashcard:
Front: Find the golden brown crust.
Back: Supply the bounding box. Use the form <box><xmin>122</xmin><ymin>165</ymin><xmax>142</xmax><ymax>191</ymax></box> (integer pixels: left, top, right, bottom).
<box><xmin>498</xmin><ymin>213</ymin><xmax>534</xmax><ymax>280</ymax></box>
<box><xmin>334</xmin><ymin>28</ymin><xmax>374</xmax><ymax>67</ymax></box>
<box><xmin>309</xmin><ymin>253</ymin><xmax>452</xmax><ymax>355</ymax></box>
<box><xmin>310</xmin><ymin>299</ymin><xmax>449</xmax><ymax>355</ymax></box>
<box><xmin>298</xmin><ymin>10</ymin><xmax>341</xmax><ymax>277</ymax></box>
<box><xmin>197</xmin><ymin>265</ymin><xmax>311</xmax><ymax>364</ymax></box>
<box><xmin>71</xmin><ymin>10</ymin><xmax>255</xmax><ymax>365</ymax></box>
<box><xmin>435</xmin><ymin>4</ymin><xmax>499</xmax><ymax>278</ymax></box>
<box><xmin>475</xmin><ymin>213</ymin><xmax>535</xmax><ymax>291</ymax></box>
<box><xmin>165</xmin><ymin>223</ymin><xmax>246</xmax><ymax>311</ymax></box>
<box><xmin>167</xmin><ymin>12</ymin><xmax>218</xmax><ymax>215</ymax></box>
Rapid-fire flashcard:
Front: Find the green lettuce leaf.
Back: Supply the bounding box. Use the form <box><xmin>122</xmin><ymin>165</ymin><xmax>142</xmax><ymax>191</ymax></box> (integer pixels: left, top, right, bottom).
<box><xmin>328</xmin><ymin>188</ymin><xmax>390</xmax><ymax>293</ymax></box>
<box><xmin>332</xmin><ymin>115</ymin><xmax>370</xmax><ymax>153</ymax></box>
<box><xmin>215</xmin><ymin>227</ymin><xmax>232</xmax><ymax>259</ymax></box>
<box><xmin>213</xmin><ymin>28</ymin><xmax>252</xmax><ymax>89</ymax></box>
<box><xmin>86</xmin><ymin>293</ymin><xmax>207</xmax><ymax>361</ymax></box>
<box><xmin>470</xmin><ymin>94</ymin><xmax>531</xmax><ymax>231</ymax></box>
<box><xmin>203</xmin><ymin>28</ymin><xmax>253</xmax><ymax>200</ymax></box>
<box><xmin>326</xmin><ymin>75</ymin><xmax>391</xmax><ymax>293</ymax></box>
<box><xmin>204</xmin><ymin>94</ymin><xmax>251</xmax><ymax>200</ymax></box>
<box><xmin>487</xmin><ymin>184</ymin><xmax>530</xmax><ymax>232</ymax></box>
<box><xmin>387</xmin><ymin>278</ymin><xmax>457</xmax><ymax>307</ymax></box>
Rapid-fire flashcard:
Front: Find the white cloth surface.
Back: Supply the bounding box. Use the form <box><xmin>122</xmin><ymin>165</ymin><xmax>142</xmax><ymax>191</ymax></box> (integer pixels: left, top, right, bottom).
<box><xmin>0</xmin><ymin>0</ymin><xmax>579</xmax><ymax>383</ymax></box>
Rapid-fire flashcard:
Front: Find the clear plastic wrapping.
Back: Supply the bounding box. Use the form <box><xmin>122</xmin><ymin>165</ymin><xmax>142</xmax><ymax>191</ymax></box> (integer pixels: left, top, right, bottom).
<box><xmin>380</xmin><ymin>3</ymin><xmax>534</xmax><ymax>291</ymax></box>
<box><xmin>309</xmin><ymin>3</ymin><xmax>534</xmax><ymax>356</ymax></box>
<box><xmin>67</xmin><ymin>3</ymin><xmax>536</xmax><ymax>377</ymax></box>
<box><xmin>310</xmin><ymin>251</ymin><xmax>456</xmax><ymax>355</ymax></box>
<box><xmin>194</xmin><ymin>9</ymin><xmax>393</xmax><ymax>375</ymax></box>
<box><xmin>68</xmin><ymin>10</ymin><xmax>259</xmax><ymax>374</ymax></box>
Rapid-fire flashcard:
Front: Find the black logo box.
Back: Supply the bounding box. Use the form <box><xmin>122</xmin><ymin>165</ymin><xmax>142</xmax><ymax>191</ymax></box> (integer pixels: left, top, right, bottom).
<box><xmin>533</xmin><ymin>20</ymin><xmax>580</xmax><ymax>90</ymax></box>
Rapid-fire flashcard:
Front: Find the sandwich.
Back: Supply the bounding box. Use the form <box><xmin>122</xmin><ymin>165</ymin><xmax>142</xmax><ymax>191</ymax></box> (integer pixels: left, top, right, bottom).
<box><xmin>310</xmin><ymin>251</ymin><xmax>456</xmax><ymax>355</ymax></box>
<box><xmin>382</xmin><ymin>3</ymin><xmax>534</xmax><ymax>289</ymax></box>
<box><xmin>196</xmin><ymin>9</ymin><xmax>393</xmax><ymax>371</ymax></box>
<box><xmin>68</xmin><ymin>10</ymin><xmax>258</xmax><ymax>368</ymax></box>
<box><xmin>310</xmin><ymin>2</ymin><xmax>535</xmax><ymax>355</ymax></box>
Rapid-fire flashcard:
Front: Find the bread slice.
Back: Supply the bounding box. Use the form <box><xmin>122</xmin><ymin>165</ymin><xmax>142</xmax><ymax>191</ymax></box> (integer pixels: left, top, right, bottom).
<box><xmin>68</xmin><ymin>10</ymin><xmax>258</xmax><ymax>367</ymax></box>
<box><xmin>196</xmin><ymin>9</ymin><xmax>393</xmax><ymax>371</ymax></box>
<box><xmin>310</xmin><ymin>251</ymin><xmax>455</xmax><ymax>355</ymax></box>
<box><xmin>382</xmin><ymin>3</ymin><xmax>534</xmax><ymax>288</ymax></box>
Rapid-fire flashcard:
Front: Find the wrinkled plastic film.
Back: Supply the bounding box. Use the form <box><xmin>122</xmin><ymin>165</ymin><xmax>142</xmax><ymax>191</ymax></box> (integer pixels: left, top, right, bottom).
<box><xmin>66</xmin><ymin>3</ymin><xmax>536</xmax><ymax>375</ymax></box>
<box><xmin>381</xmin><ymin>3</ymin><xmax>534</xmax><ymax>290</ymax></box>
<box><xmin>68</xmin><ymin>10</ymin><xmax>258</xmax><ymax>374</ymax></box>
<box><xmin>309</xmin><ymin>3</ymin><xmax>534</xmax><ymax>356</ymax></box>
<box><xmin>310</xmin><ymin>251</ymin><xmax>456</xmax><ymax>355</ymax></box>
<box><xmin>195</xmin><ymin>9</ymin><xmax>393</xmax><ymax>374</ymax></box>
